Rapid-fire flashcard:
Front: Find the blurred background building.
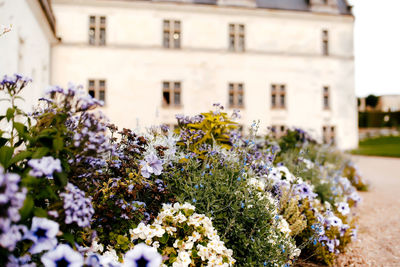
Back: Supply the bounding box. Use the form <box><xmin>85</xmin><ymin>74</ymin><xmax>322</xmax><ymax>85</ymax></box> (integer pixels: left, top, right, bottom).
<box><xmin>0</xmin><ymin>0</ymin><xmax>357</xmax><ymax>149</ymax></box>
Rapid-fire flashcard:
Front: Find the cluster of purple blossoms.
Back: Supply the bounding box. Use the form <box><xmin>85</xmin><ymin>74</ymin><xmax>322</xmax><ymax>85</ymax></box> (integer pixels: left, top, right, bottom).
<box><xmin>0</xmin><ymin>167</ymin><xmax>28</xmax><ymax>251</ymax></box>
<box><xmin>175</xmin><ymin>114</ymin><xmax>204</xmax><ymax>125</ymax></box>
<box><xmin>0</xmin><ymin>74</ymin><xmax>32</xmax><ymax>94</ymax></box>
<box><xmin>140</xmin><ymin>153</ymin><xmax>163</xmax><ymax>178</ymax></box>
<box><xmin>28</xmin><ymin>156</ymin><xmax>62</xmax><ymax>179</ymax></box>
<box><xmin>60</xmin><ymin>183</ymin><xmax>94</xmax><ymax>228</ymax></box>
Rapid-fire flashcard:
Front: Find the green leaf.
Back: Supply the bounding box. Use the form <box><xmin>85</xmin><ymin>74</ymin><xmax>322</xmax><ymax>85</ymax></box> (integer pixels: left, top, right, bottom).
<box><xmin>6</xmin><ymin>108</ymin><xmax>14</xmax><ymax>121</ymax></box>
<box><xmin>61</xmin><ymin>232</ymin><xmax>75</xmax><ymax>246</ymax></box>
<box><xmin>33</xmin><ymin>207</ymin><xmax>48</xmax><ymax>218</ymax></box>
<box><xmin>8</xmin><ymin>151</ymin><xmax>32</xmax><ymax>166</ymax></box>
<box><xmin>20</xmin><ymin>195</ymin><xmax>34</xmax><ymax>221</ymax></box>
<box><xmin>32</xmin><ymin>147</ymin><xmax>49</xmax><ymax>159</ymax></box>
<box><xmin>0</xmin><ymin>146</ymin><xmax>14</xmax><ymax>168</ymax></box>
<box><xmin>13</xmin><ymin>122</ymin><xmax>26</xmax><ymax>136</ymax></box>
<box><xmin>0</xmin><ymin>137</ymin><xmax>7</xmax><ymax>147</ymax></box>
<box><xmin>54</xmin><ymin>171</ymin><xmax>68</xmax><ymax>187</ymax></box>
<box><xmin>160</xmin><ymin>232</ymin><xmax>169</xmax><ymax>244</ymax></box>
<box><xmin>53</xmin><ymin>137</ymin><xmax>64</xmax><ymax>152</ymax></box>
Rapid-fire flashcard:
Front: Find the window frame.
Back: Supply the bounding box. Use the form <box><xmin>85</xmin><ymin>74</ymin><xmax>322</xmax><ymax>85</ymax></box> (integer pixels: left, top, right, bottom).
<box><xmin>228</xmin><ymin>23</ymin><xmax>245</xmax><ymax>52</ymax></box>
<box><xmin>271</xmin><ymin>84</ymin><xmax>286</xmax><ymax>109</ymax></box>
<box><xmin>162</xmin><ymin>81</ymin><xmax>182</xmax><ymax>107</ymax></box>
<box><xmin>323</xmin><ymin>86</ymin><xmax>330</xmax><ymax>110</ymax></box>
<box><xmin>228</xmin><ymin>82</ymin><xmax>245</xmax><ymax>108</ymax></box>
<box><xmin>89</xmin><ymin>16</ymin><xmax>106</xmax><ymax>46</ymax></box>
<box><xmin>163</xmin><ymin>19</ymin><xmax>181</xmax><ymax>49</ymax></box>
<box><xmin>88</xmin><ymin>79</ymin><xmax>106</xmax><ymax>104</ymax></box>
<box><xmin>322</xmin><ymin>29</ymin><xmax>329</xmax><ymax>56</ymax></box>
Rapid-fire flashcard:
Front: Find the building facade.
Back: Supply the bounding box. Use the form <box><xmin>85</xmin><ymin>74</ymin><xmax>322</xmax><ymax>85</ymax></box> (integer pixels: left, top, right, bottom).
<box><xmin>2</xmin><ymin>0</ymin><xmax>358</xmax><ymax>149</ymax></box>
<box><xmin>0</xmin><ymin>0</ymin><xmax>57</xmax><ymax>111</ymax></box>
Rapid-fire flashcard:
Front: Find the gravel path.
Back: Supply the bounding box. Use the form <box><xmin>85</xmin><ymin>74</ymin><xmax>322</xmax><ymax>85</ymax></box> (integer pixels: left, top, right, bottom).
<box><xmin>335</xmin><ymin>155</ymin><xmax>400</xmax><ymax>266</ymax></box>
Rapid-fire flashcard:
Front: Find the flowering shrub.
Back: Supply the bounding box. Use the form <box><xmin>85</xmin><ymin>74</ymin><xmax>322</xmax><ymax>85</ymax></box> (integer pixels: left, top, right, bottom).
<box><xmin>128</xmin><ymin>203</ymin><xmax>235</xmax><ymax>266</ymax></box>
<box><xmin>0</xmin><ymin>74</ymin><xmax>366</xmax><ymax>266</ymax></box>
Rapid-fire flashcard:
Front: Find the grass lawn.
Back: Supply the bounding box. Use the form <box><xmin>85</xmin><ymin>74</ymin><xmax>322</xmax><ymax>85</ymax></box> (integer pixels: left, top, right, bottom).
<box><xmin>351</xmin><ymin>136</ymin><xmax>400</xmax><ymax>157</ymax></box>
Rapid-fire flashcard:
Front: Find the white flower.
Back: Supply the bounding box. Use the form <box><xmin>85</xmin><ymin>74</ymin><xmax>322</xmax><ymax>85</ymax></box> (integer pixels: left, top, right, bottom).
<box><xmin>336</xmin><ymin>202</ymin><xmax>350</xmax><ymax>216</ymax></box>
<box><xmin>41</xmin><ymin>244</ymin><xmax>83</xmax><ymax>267</ymax></box>
<box><xmin>277</xmin><ymin>218</ymin><xmax>291</xmax><ymax>236</ymax></box>
<box><xmin>130</xmin><ymin>223</ymin><xmax>149</xmax><ymax>240</ymax></box>
<box><xmin>123</xmin><ymin>243</ymin><xmax>162</xmax><ymax>267</ymax></box>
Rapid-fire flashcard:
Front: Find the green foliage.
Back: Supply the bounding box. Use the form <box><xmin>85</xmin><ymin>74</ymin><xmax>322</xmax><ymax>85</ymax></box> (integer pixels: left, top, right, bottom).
<box><xmin>163</xmin><ymin>154</ymin><xmax>296</xmax><ymax>266</ymax></box>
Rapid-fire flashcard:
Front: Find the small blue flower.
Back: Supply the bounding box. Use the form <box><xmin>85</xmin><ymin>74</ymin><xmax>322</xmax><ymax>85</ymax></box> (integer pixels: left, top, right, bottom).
<box><xmin>192</xmin><ymin>199</ymin><xmax>197</xmax><ymax>203</ymax></box>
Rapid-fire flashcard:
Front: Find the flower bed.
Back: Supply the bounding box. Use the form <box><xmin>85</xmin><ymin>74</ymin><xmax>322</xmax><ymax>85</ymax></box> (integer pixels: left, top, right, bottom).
<box><xmin>0</xmin><ymin>75</ymin><xmax>367</xmax><ymax>266</ymax></box>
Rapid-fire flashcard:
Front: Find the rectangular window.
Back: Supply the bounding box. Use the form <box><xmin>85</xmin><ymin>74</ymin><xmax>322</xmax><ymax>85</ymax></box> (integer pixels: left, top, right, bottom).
<box><xmin>228</xmin><ymin>24</ymin><xmax>245</xmax><ymax>52</ymax></box>
<box><xmin>163</xmin><ymin>20</ymin><xmax>181</xmax><ymax>49</ymax></box>
<box><xmin>88</xmin><ymin>79</ymin><xmax>106</xmax><ymax>104</ymax></box>
<box><xmin>89</xmin><ymin>16</ymin><xmax>106</xmax><ymax>46</ymax></box>
<box><xmin>162</xmin><ymin>81</ymin><xmax>181</xmax><ymax>107</ymax></box>
<box><xmin>322</xmin><ymin>29</ymin><xmax>329</xmax><ymax>56</ymax></box>
<box><xmin>323</xmin><ymin>86</ymin><xmax>330</xmax><ymax>109</ymax></box>
<box><xmin>322</xmin><ymin>125</ymin><xmax>335</xmax><ymax>145</ymax></box>
<box><xmin>228</xmin><ymin>83</ymin><xmax>244</xmax><ymax>108</ymax></box>
<box><xmin>271</xmin><ymin>84</ymin><xmax>286</xmax><ymax>109</ymax></box>
<box><xmin>270</xmin><ymin>125</ymin><xmax>286</xmax><ymax>139</ymax></box>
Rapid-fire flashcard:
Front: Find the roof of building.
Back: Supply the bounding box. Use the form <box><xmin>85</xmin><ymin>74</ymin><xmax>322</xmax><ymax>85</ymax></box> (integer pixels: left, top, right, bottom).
<box><xmin>183</xmin><ymin>0</ymin><xmax>352</xmax><ymax>15</ymax></box>
<box><xmin>38</xmin><ymin>0</ymin><xmax>56</xmax><ymax>35</ymax></box>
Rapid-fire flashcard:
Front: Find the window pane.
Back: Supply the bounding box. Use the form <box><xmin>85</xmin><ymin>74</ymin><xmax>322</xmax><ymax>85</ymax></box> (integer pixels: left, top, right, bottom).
<box><xmin>271</xmin><ymin>85</ymin><xmax>276</xmax><ymax>92</ymax></box>
<box><xmin>280</xmin><ymin>85</ymin><xmax>285</xmax><ymax>92</ymax></box>
<box><xmin>163</xmin><ymin>20</ymin><xmax>170</xmax><ymax>29</ymax></box>
<box><xmin>100</xmin><ymin>16</ymin><xmax>106</xmax><ymax>25</ymax></box>
<box><xmin>163</xmin><ymin>32</ymin><xmax>170</xmax><ymax>48</ymax></box>
<box><xmin>239</xmin><ymin>36</ymin><xmax>245</xmax><ymax>51</ymax></box>
<box><xmin>229</xmin><ymin>83</ymin><xmax>234</xmax><ymax>91</ymax></box>
<box><xmin>238</xmin><ymin>84</ymin><xmax>243</xmax><ymax>91</ymax></box>
<box><xmin>324</xmin><ymin>96</ymin><xmax>329</xmax><ymax>108</ymax></box>
<box><xmin>89</xmin><ymin>90</ymin><xmax>95</xmax><ymax>98</ymax></box>
<box><xmin>280</xmin><ymin>94</ymin><xmax>285</xmax><ymax>107</ymax></box>
<box><xmin>174</xmin><ymin>92</ymin><xmax>180</xmax><ymax>105</ymax></box>
<box><xmin>99</xmin><ymin>28</ymin><xmax>106</xmax><ymax>45</ymax></box>
<box><xmin>89</xmin><ymin>80</ymin><xmax>95</xmax><ymax>87</ymax></box>
<box><xmin>163</xmin><ymin>82</ymin><xmax>170</xmax><ymax>89</ymax></box>
<box><xmin>238</xmin><ymin>94</ymin><xmax>243</xmax><ymax>106</ymax></box>
<box><xmin>174</xmin><ymin>82</ymin><xmax>180</xmax><ymax>90</ymax></box>
<box><xmin>99</xmin><ymin>90</ymin><xmax>105</xmax><ymax>102</ymax></box>
<box><xmin>90</xmin><ymin>16</ymin><xmax>96</xmax><ymax>24</ymax></box>
<box><xmin>99</xmin><ymin>80</ymin><xmax>105</xmax><ymax>88</ymax></box>
<box><xmin>173</xmin><ymin>33</ymin><xmax>180</xmax><ymax>48</ymax></box>
<box><xmin>229</xmin><ymin>35</ymin><xmax>235</xmax><ymax>51</ymax></box>
<box><xmin>89</xmin><ymin>28</ymin><xmax>95</xmax><ymax>45</ymax></box>
<box><xmin>229</xmin><ymin>24</ymin><xmax>235</xmax><ymax>33</ymax></box>
<box><xmin>174</xmin><ymin>21</ymin><xmax>180</xmax><ymax>31</ymax></box>
<box><xmin>163</xmin><ymin>91</ymin><xmax>170</xmax><ymax>105</ymax></box>
<box><xmin>271</xmin><ymin>95</ymin><xmax>276</xmax><ymax>107</ymax></box>
<box><xmin>239</xmin><ymin>24</ymin><xmax>245</xmax><ymax>34</ymax></box>
<box><xmin>229</xmin><ymin>93</ymin><xmax>234</xmax><ymax>106</ymax></box>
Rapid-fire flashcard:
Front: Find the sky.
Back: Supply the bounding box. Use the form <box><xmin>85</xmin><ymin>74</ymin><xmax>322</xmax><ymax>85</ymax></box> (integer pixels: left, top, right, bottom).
<box><xmin>351</xmin><ymin>0</ymin><xmax>400</xmax><ymax>97</ymax></box>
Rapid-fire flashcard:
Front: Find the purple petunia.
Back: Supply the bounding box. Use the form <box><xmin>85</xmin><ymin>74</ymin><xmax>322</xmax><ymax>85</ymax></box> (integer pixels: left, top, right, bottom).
<box><xmin>25</xmin><ymin>217</ymin><xmax>59</xmax><ymax>254</ymax></box>
<box><xmin>140</xmin><ymin>153</ymin><xmax>163</xmax><ymax>178</ymax></box>
<box><xmin>41</xmin><ymin>244</ymin><xmax>83</xmax><ymax>267</ymax></box>
<box><xmin>123</xmin><ymin>243</ymin><xmax>162</xmax><ymax>267</ymax></box>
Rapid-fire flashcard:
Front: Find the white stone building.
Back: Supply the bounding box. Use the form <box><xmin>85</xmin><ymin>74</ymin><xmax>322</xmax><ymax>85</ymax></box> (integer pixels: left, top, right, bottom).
<box><xmin>2</xmin><ymin>0</ymin><xmax>358</xmax><ymax>149</ymax></box>
<box><xmin>0</xmin><ymin>0</ymin><xmax>58</xmax><ymax>111</ymax></box>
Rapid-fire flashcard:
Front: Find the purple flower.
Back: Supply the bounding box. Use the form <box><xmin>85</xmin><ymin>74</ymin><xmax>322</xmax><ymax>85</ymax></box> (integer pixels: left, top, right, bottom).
<box><xmin>60</xmin><ymin>183</ymin><xmax>94</xmax><ymax>228</ymax></box>
<box><xmin>25</xmin><ymin>217</ymin><xmax>59</xmax><ymax>254</ymax></box>
<box><xmin>140</xmin><ymin>153</ymin><xmax>163</xmax><ymax>178</ymax></box>
<box><xmin>0</xmin><ymin>224</ymin><xmax>27</xmax><ymax>251</ymax></box>
<box><xmin>28</xmin><ymin>156</ymin><xmax>62</xmax><ymax>178</ymax></box>
<box><xmin>41</xmin><ymin>244</ymin><xmax>83</xmax><ymax>267</ymax></box>
<box><xmin>123</xmin><ymin>243</ymin><xmax>162</xmax><ymax>267</ymax></box>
